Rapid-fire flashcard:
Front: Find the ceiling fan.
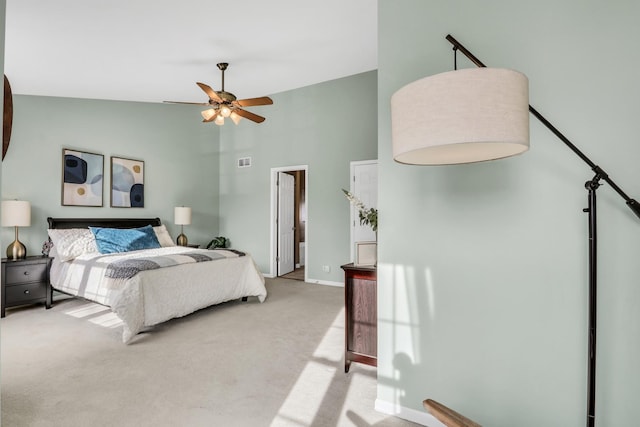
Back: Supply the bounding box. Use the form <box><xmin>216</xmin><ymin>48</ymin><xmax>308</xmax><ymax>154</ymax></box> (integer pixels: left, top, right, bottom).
<box><xmin>164</xmin><ymin>62</ymin><xmax>273</xmax><ymax>125</ymax></box>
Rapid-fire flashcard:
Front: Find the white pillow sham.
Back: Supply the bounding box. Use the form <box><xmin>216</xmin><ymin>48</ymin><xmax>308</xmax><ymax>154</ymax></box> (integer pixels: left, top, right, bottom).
<box><xmin>153</xmin><ymin>224</ymin><xmax>175</xmax><ymax>247</ymax></box>
<box><xmin>48</xmin><ymin>228</ymin><xmax>99</xmax><ymax>262</ymax></box>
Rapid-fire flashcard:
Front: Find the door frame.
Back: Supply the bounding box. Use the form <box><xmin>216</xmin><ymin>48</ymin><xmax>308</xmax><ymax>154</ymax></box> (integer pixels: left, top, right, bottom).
<box><xmin>269</xmin><ymin>165</ymin><xmax>309</xmax><ymax>280</ymax></box>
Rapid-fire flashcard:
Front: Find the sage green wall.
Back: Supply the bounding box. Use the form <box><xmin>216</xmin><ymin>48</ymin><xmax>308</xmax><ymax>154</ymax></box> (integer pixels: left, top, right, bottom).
<box><xmin>1</xmin><ymin>96</ymin><xmax>221</xmax><ymax>252</ymax></box>
<box><xmin>378</xmin><ymin>1</ymin><xmax>640</xmax><ymax>426</ymax></box>
<box><xmin>217</xmin><ymin>71</ymin><xmax>377</xmax><ymax>282</ymax></box>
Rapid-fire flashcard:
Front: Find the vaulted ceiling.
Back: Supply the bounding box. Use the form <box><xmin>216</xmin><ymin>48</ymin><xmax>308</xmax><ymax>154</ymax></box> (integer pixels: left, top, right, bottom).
<box><xmin>5</xmin><ymin>0</ymin><xmax>377</xmax><ymax>103</ymax></box>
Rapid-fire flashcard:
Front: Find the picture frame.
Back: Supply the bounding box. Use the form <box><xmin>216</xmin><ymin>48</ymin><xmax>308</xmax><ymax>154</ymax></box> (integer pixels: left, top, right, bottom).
<box><xmin>110</xmin><ymin>156</ymin><xmax>144</xmax><ymax>208</ymax></box>
<box><xmin>61</xmin><ymin>148</ymin><xmax>104</xmax><ymax>207</ymax></box>
<box><xmin>355</xmin><ymin>241</ymin><xmax>377</xmax><ymax>266</ymax></box>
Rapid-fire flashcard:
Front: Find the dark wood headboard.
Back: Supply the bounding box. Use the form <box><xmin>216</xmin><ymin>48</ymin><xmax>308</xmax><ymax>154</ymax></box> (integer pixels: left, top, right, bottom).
<box><xmin>47</xmin><ymin>217</ymin><xmax>162</xmax><ymax>230</ymax></box>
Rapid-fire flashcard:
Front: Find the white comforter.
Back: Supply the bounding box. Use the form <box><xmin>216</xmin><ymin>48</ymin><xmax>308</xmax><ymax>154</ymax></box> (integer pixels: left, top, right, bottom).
<box><xmin>50</xmin><ymin>246</ymin><xmax>267</xmax><ymax>343</ymax></box>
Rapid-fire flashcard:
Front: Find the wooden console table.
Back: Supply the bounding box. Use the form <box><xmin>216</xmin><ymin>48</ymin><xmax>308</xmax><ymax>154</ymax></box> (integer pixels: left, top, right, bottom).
<box><xmin>341</xmin><ymin>263</ymin><xmax>377</xmax><ymax>373</ymax></box>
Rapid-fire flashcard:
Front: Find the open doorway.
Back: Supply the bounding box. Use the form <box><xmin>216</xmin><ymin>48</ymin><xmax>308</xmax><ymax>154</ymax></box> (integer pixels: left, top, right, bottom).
<box><xmin>270</xmin><ymin>165</ymin><xmax>308</xmax><ymax>281</ymax></box>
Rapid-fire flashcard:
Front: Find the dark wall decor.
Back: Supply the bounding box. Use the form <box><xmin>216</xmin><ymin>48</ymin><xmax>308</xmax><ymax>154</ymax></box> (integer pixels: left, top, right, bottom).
<box><xmin>61</xmin><ymin>149</ymin><xmax>104</xmax><ymax>207</ymax></box>
<box><xmin>111</xmin><ymin>156</ymin><xmax>144</xmax><ymax>208</ymax></box>
<box><xmin>3</xmin><ymin>75</ymin><xmax>13</xmax><ymax>160</ymax></box>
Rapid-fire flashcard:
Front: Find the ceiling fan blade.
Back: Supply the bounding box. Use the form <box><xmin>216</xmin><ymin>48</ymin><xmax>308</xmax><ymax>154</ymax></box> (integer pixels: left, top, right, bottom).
<box><xmin>163</xmin><ymin>100</ymin><xmax>210</xmax><ymax>106</ymax></box>
<box><xmin>196</xmin><ymin>82</ymin><xmax>223</xmax><ymax>103</ymax></box>
<box><xmin>233</xmin><ymin>108</ymin><xmax>266</xmax><ymax>123</ymax></box>
<box><xmin>201</xmin><ymin>109</ymin><xmax>219</xmax><ymax>123</ymax></box>
<box><xmin>233</xmin><ymin>96</ymin><xmax>273</xmax><ymax>107</ymax></box>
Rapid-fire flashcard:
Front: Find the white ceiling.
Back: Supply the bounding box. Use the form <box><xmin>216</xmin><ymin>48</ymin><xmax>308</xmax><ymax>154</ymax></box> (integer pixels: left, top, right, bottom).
<box><xmin>5</xmin><ymin>0</ymin><xmax>377</xmax><ymax>104</ymax></box>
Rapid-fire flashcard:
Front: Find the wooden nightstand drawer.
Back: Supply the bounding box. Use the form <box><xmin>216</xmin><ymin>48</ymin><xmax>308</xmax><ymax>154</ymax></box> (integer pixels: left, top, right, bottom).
<box><xmin>5</xmin><ymin>262</ymin><xmax>48</xmax><ymax>285</ymax></box>
<box><xmin>5</xmin><ymin>282</ymin><xmax>47</xmax><ymax>304</ymax></box>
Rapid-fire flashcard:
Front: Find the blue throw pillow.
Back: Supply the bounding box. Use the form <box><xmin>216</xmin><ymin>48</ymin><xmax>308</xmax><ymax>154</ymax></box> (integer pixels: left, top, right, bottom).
<box><xmin>90</xmin><ymin>225</ymin><xmax>161</xmax><ymax>254</ymax></box>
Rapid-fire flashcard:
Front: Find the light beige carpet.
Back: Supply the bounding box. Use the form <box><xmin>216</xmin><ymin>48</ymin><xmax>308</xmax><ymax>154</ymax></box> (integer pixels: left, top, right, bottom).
<box><xmin>1</xmin><ymin>277</ymin><xmax>420</xmax><ymax>427</ymax></box>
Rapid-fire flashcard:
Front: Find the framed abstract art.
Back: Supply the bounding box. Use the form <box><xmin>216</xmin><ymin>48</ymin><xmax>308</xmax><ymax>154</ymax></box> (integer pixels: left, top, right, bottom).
<box><xmin>62</xmin><ymin>148</ymin><xmax>104</xmax><ymax>207</ymax></box>
<box><xmin>110</xmin><ymin>156</ymin><xmax>144</xmax><ymax>208</ymax></box>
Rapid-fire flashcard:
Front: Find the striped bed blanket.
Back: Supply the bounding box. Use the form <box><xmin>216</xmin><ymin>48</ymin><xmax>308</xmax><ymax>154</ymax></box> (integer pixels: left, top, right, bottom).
<box><xmin>104</xmin><ymin>249</ymin><xmax>245</xmax><ymax>289</ymax></box>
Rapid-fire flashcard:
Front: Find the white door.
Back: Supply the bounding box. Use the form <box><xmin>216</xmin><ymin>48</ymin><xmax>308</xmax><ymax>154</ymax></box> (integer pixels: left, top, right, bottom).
<box><xmin>350</xmin><ymin>161</ymin><xmax>378</xmax><ymax>261</ymax></box>
<box><xmin>278</xmin><ymin>172</ymin><xmax>295</xmax><ymax>276</ymax></box>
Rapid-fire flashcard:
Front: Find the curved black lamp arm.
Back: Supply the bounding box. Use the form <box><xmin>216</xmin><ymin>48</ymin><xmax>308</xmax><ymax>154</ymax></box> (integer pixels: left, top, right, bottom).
<box><xmin>445</xmin><ymin>34</ymin><xmax>640</xmax><ymax>219</ymax></box>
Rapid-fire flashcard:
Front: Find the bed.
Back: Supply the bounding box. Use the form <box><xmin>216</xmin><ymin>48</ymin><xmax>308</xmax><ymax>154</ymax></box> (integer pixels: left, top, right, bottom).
<box><xmin>46</xmin><ymin>217</ymin><xmax>267</xmax><ymax>343</ymax></box>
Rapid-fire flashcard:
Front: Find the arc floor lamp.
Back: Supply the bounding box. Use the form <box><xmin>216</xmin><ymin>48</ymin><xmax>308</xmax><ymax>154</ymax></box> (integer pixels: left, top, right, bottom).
<box><xmin>391</xmin><ymin>34</ymin><xmax>640</xmax><ymax>427</ymax></box>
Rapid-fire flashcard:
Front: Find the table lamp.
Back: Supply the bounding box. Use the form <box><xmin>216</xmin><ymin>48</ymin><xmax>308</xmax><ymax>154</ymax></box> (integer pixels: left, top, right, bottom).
<box><xmin>1</xmin><ymin>200</ymin><xmax>31</xmax><ymax>260</ymax></box>
<box><xmin>174</xmin><ymin>206</ymin><xmax>192</xmax><ymax>246</ymax></box>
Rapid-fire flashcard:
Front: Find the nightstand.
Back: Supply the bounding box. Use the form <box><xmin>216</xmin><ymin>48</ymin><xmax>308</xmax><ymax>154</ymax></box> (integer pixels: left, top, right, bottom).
<box><xmin>1</xmin><ymin>256</ymin><xmax>52</xmax><ymax>317</ymax></box>
<box><xmin>186</xmin><ymin>244</ymin><xmax>200</xmax><ymax>248</ymax></box>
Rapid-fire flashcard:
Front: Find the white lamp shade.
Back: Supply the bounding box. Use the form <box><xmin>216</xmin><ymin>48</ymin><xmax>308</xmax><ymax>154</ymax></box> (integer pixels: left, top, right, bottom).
<box><xmin>1</xmin><ymin>200</ymin><xmax>31</xmax><ymax>227</ymax></box>
<box><xmin>201</xmin><ymin>108</ymin><xmax>216</xmax><ymax>121</ymax></box>
<box><xmin>219</xmin><ymin>105</ymin><xmax>232</xmax><ymax>117</ymax></box>
<box><xmin>391</xmin><ymin>67</ymin><xmax>530</xmax><ymax>165</ymax></box>
<box><xmin>174</xmin><ymin>207</ymin><xmax>192</xmax><ymax>225</ymax></box>
<box><xmin>230</xmin><ymin>111</ymin><xmax>242</xmax><ymax>125</ymax></box>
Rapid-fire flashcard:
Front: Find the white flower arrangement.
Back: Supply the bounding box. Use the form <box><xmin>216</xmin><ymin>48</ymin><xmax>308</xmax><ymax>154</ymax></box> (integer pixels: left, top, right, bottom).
<box><xmin>342</xmin><ymin>189</ymin><xmax>378</xmax><ymax>232</ymax></box>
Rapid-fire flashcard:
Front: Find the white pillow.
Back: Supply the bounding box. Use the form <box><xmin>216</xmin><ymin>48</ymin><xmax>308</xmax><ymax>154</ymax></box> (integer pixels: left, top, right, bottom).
<box><xmin>48</xmin><ymin>228</ymin><xmax>99</xmax><ymax>262</ymax></box>
<box><xmin>153</xmin><ymin>224</ymin><xmax>175</xmax><ymax>247</ymax></box>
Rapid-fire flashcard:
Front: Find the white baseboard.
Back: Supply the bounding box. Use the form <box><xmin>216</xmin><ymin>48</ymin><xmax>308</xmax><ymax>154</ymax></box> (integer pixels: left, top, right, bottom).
<box><xmin>262</xmin><ymin>273</ymin><xmax>342</xmax><ymax>287</ymax></box>
<box><xmin>307</xmin><ymin>279</ymin><xmax>343</xmax><ymax>287</ymax></box>
<box><xmin>375</xmin><ymin>399</ymin><xmax>445</xmax><ymax>427</ymax></box>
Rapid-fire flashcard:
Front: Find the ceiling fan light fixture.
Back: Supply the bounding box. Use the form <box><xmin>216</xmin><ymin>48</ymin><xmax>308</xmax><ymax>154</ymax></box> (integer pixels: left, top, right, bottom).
<box><xmin>219</xmin><ymin>105</ymin><xmax>232</xmax><ymax>118</ymax></box>
<box><xmin>201</xmin><ymin>108</ymin><xmax>216</xmax><ymax>121</ymax></box>
<box><xmin>230</xmin><ymin>111</ymin><xmax>242</xmax><ymax>125</ymax></box>
<box><xmin>165</xmin><ymin>63</ymin><xmax>272</xmax><ymax>125</ymax></box>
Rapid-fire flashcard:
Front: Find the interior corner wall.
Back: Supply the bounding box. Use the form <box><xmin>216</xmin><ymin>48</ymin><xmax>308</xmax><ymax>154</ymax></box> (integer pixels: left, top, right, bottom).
<box><xmin>1</xmin><ymin>97</ymin><xmax>221</xmax><ymax>251</ymax></box>
<box><xmin>378</xmin><ymin>1</ymin><xmax>640</xmax><ymax>426</ymax></box>
<box><xmin>217</xmin><ymin>70</ymin><xmax>377</xmax><ymax>282</ymax></box>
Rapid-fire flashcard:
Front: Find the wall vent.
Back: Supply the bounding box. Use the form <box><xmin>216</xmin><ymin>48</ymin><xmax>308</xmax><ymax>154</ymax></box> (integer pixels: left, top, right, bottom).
<box><xmin>237</xmin><ymin>157</ymin><xmax>252</xmax><ymax>168</ymax></box>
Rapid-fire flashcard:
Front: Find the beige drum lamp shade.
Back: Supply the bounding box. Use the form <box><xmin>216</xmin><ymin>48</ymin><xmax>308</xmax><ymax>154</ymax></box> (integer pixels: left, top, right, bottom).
<box><xmin>174</xmin><ymin>207</ymin><xmax>192</xmax><ymax>226</ymax></box>
<box><xmin>1</xmin><ymin>200</ymin><xmax>31</xmax><ymax>227</ymax></box>
<box><xmin>391</xmin><ymin>68</ymin><xmax>530</xmax><ymax>165</ymax></box>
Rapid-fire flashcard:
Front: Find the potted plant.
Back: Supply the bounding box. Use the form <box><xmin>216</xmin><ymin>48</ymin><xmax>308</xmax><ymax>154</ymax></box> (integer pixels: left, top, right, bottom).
<box><xmin>343</xmin><ymin>189</ymin><xmax>378</xmax><ymax>266</ymax></box>
<box><xmin>342</xmin><ymin>189</ymin><xmax>378</xmax><ymax>235</ymax></box>
<box><xmin>206</xmin><ymin>236</ymin><xmax>228</xmax><ymax>249</ymax></box>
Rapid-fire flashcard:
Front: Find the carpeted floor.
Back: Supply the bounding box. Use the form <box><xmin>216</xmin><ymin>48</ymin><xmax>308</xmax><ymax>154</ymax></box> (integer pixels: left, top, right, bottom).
<box><xmin>1</xmin><ymin>277</ymin><xmax>420</xmax><ymax>427</ymax></box>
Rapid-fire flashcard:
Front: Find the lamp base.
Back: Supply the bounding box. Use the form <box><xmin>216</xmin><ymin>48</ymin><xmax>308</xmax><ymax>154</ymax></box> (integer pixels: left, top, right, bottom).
<box><xmin>176</xmin><ymin>233</ymin><xmax>188</xmax><ymax>247</ymax></box>
<box><xmin>6</xmin><ymin>239</ymin><xmax>26</xmax><ymax>260</ymax></box>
